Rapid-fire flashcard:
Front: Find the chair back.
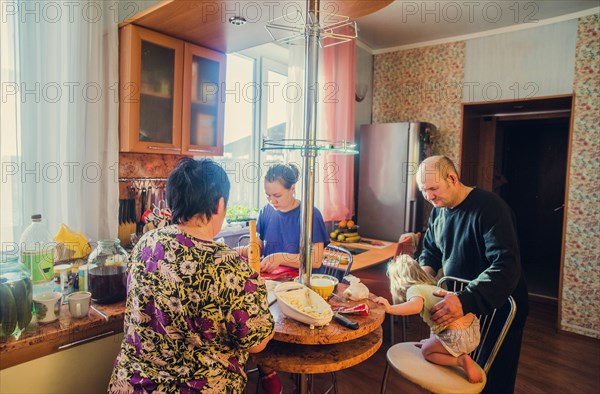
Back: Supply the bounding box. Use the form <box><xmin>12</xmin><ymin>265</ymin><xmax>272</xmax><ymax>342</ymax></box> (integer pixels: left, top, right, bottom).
<box><xmin>237</xmin><ymin>234</ymin><xmax>250</xmax><ymax>248</ymax></box>
<box><xmin>320</xmin><ymin>245</ymin><xmax>353</xmax><ymax>282</ymax></box>
<box><xmin>437</xmin><ymin>276</ymin><xmax>517</xmax><ymax>374</ymax></box>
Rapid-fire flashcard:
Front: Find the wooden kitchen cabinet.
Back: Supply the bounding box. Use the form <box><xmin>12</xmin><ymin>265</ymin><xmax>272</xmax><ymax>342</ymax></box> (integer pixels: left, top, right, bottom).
<box><xmin>119</xmin><ymin>24</ymin><xmax>225</xmax><ymax>155</ymax></box>
<box><xmin>181</xmin><ymin>43</ymin><xmax>225</xmax><ymax>155</ymax></box>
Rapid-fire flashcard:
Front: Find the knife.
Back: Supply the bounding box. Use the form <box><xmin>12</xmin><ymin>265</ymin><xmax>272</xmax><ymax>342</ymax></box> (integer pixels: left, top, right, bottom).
<box><xmin>333</xmin><ymin>311</ymin><xmax>359</xmax><ymax>330</ymax></box>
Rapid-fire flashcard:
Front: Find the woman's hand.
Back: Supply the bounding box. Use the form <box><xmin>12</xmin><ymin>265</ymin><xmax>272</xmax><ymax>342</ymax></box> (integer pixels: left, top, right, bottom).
<box><xmin>260</xmin><ymin>256</ymin><xmax>280</xmax><ymax>273</ymax></box>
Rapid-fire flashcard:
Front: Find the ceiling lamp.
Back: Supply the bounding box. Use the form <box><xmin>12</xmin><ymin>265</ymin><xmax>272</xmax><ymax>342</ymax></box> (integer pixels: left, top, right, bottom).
<box><xmin>228</xmin><ymin>16</ymin><xmax>247</xmax><ymax>26</ymax></box>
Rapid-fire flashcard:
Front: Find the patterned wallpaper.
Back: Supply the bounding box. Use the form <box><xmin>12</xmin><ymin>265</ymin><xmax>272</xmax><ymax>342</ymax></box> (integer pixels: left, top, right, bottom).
<box><xmin>562</xmin><ymin>13</ymin><xmax>600</xmax><ymax>338</ymax></box>
<box><xmin>118</xmin><ymin>152</ymin><xmax>184</xmax><ymax>197</ymax></box>
<box><xmin>372</xmin><ymin>42</ymin><xmax>464</xmax><ymax>161</ymax></box>
<box><xmin>372</xmin><ymin>15</ymin><xmax>599</xmax><ymax>338</ymax></box>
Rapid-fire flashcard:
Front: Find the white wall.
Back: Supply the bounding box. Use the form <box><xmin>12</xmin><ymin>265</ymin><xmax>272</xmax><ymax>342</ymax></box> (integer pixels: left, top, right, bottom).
<box><xmin>464</xmin><ymin>19</ymin><xmax>578</xmax><ymax>102</ymax></box>
<box><xmin>118</xmin><ymin>0</ymin><xmax>161</xmax><ymax>23</ymax></box>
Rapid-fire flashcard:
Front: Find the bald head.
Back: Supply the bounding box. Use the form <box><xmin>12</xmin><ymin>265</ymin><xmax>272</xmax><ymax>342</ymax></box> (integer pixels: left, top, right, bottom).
<box><xmin>416</xmin><ymin>156</ymin><xmax>468</xmax><ymax>208</ymax></box>
<box><xmin>417</xmin><ymin>156</ymin><xmax>459</xmax><ymax>186</ymax></box>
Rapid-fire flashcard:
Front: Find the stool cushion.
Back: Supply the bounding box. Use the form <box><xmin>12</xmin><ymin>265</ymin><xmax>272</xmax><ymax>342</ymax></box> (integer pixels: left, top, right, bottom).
<box><xmin>386</xmin><ymin>342</ymin><xmax>486</xmax><ymax>394</ymax></box>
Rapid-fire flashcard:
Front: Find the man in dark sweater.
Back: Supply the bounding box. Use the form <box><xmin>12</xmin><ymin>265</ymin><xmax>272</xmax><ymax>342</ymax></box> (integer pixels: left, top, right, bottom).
<box><xmin>417</xmin><ymin>155</ymin><xmax>528</xmax><ymax>394</ymax></box>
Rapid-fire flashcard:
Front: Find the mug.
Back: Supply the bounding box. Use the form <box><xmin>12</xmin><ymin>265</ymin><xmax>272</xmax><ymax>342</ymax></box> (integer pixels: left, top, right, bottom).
<box><xmin>67</xmin><ymin>291</ymin><xmax>91</xmax><ymax>318</ymax></box>
<box><xmin>33</xmin><ymin>292</ymin><xmax>63</xmax><ymax>323</ymax></box>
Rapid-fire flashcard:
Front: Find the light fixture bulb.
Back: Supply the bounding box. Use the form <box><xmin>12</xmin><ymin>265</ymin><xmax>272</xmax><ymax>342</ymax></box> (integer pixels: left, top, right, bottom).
<box><xmin>229</xmin><ymin>16</ymin><xmax>247</xmax><ymax>26</ymax></box>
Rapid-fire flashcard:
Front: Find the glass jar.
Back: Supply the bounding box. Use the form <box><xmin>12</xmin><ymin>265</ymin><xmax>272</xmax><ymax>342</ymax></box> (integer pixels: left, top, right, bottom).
<box><xmin>87</xmin><ymin>239</ymin><xmax>129</xmax><ymax>304</ymax></box>
<box><xmin>0</xmin><ymin>251</ymin><xmax>33</xmax><ymax>339</ymax></box>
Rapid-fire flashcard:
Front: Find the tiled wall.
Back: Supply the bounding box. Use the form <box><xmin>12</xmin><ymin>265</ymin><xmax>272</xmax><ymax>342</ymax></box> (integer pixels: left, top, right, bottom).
<box><xmin>372</xmin><ymin>14</ymin><xmax>599</xmax><ymax>338</ymax></box>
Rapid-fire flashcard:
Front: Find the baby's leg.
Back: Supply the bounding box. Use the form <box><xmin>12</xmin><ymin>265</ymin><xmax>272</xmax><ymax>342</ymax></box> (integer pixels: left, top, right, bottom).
<box><xmin>420</xmin><ymin>337</ymin><xmax>483</xmax><ymax>383</ymax></box>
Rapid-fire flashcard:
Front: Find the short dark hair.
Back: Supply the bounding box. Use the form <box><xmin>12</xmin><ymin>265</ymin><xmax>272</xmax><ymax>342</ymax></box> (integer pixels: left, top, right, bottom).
<box><xmin>264</xmin><ymin>163</ymin><xmax>300</xmax><ymax>189</ymax></box>
<box><xmin>166</xmin><ymin>158</ymin><xmax>230</xmax><ymax>224</ymax></box>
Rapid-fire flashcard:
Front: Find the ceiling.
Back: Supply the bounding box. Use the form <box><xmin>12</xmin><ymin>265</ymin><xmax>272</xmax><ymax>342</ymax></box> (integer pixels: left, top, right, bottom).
<box><xmin>123</xmin><ymin>0</ymin><xmax>598</xmax><ymax>54</ymax></box>
<box><xmin>355</xmin><ymin>0</ymin><xmax>599</xmax><ymax>52</ymax></box>
<box><xmin>121</xmin><ymin>0</ymin><xmax>393</xmax><ymax>53</ymax></box>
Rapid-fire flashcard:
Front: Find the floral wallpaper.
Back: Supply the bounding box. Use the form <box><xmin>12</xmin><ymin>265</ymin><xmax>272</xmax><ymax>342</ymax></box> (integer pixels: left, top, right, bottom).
<box><xmin>561</xmin><ymin>13</ymin><xmax>600</xmax><ymax>338</ymax></box>
<box><xmin>372</xmin><ymin>14</ymin><xmax>599</xmax><ymax>338</ymax></box>
<box><xmin>372</xmin><ymin>42</ymin><xmax>464</xmax><ymax>162</ymax></box>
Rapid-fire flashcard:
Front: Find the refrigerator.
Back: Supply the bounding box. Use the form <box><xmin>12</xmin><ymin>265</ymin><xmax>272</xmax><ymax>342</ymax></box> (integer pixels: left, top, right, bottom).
<box><xmin>356</xmin><ymin>122</ymin><xmax>434</xmax><ymax>242</ymax></box>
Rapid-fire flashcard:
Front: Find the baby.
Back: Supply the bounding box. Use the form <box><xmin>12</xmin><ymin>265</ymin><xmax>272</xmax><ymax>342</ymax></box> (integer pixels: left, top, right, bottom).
<box><xmin>374</xmin><ymin>254</ymin><xmax>483</xmax><ymax>383</ymax></box>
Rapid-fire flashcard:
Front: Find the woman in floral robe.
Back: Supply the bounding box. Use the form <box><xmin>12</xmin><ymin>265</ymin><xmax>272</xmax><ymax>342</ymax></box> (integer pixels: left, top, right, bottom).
<box><xmin>109</xmin><ymin>158</ymin><xmax>274</xmax><ymax>394</ymax></box>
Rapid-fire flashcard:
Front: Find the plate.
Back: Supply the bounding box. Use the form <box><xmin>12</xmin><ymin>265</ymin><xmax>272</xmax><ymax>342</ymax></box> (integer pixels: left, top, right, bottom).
<box><xmin>274</xmin><ymin>283</ymin><xmax>333</xmax><ymax>327</ymax></box>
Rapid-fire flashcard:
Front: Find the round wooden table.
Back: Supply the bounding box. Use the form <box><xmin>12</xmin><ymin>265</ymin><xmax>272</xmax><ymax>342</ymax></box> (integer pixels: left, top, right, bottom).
<box><xmin>252</xmin><ymin>284</ymin><xmax>386</xmax><ymax>394</ymax></box>
<box><xmin>269</xmin><ymin>284</ymin><xmax>386</xmax><ymax>344</ymax></box>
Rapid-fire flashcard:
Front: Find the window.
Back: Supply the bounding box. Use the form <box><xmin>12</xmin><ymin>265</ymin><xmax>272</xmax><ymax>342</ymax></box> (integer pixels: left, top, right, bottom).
<box><xmin>218</xmin><ymin>44</ymin><xmax>289</xmax><ymax>210</ymax></box>
<box><xmin>219</xmin><ymin>54</ymin><xmax>256</xmax><ymax>208</ymax></box>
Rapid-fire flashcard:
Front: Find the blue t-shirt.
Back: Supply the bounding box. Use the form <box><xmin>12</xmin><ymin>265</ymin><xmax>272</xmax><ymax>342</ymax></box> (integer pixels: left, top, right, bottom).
<box><xmin>256</xmin><ymin>203</ymin><xmax>329</xmax><ymax>258</ymax></box>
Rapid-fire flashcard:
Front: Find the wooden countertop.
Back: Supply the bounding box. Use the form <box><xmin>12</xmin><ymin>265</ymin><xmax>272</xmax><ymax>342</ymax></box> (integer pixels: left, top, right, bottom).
<box><xmin>0</xmin><ymin>301</ymin><xmax>125</xmax><ymax>370</ymax></box>
<box><xmin>330</xmin><ymin>238</ymin><xmax>397</xmax><ymax>272</ymax></box>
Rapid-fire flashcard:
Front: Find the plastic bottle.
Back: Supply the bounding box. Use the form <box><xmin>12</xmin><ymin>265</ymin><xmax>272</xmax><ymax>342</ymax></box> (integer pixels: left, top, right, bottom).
<box><xmin>19</xmin><ymin>214</ymin><xmax>56</xmax><ymax>295</ymax></box>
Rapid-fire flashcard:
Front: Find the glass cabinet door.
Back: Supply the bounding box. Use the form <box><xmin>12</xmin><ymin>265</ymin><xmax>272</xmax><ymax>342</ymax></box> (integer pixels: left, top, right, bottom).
<box><xmin>120</xmin><ymin>25</ymin><xmax>183</xmax><ymax>153</ymax></box>
<box><xmin>139</xmin><ymin>41</ymin><xmax>176</xmax><ymax>144</ymax></box>
<box><xmin>182</xmin><ymin>43</ymin><xmax>226</xmax><ymax>156</ymax></box>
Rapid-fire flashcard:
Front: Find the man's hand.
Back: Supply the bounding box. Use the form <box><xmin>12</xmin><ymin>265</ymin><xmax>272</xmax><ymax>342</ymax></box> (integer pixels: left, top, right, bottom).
<box><xmin>430</xmin><ymin>290</ymin><xmax>464</xmax><ymax>326</ymax></box>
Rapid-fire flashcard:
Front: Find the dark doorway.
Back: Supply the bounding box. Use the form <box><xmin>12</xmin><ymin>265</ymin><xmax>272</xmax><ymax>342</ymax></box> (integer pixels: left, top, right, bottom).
<box><xmin>461</xmin><ymin>95</ymin><xmax>574</xmax><ymax>313</ymax></box>
<box><xmin>495</xmin><ymin>118</ymin><xmax>569</xmax><ymax>299</ymax></box>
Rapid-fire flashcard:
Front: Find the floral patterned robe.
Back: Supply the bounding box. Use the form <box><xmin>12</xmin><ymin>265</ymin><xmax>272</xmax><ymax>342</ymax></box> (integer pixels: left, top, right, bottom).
<box><xmin>108</xmin><ymin>226</ymin><xmax>274</xmax><ymax>394</ymax></box>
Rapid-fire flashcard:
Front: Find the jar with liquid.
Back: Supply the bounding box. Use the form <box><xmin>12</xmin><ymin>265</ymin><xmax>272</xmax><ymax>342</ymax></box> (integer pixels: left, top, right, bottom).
<box><xmin>0</xmin><ymin>251</ymin><xmax>34</xmax><ymax>339</ymax></box>
<box><xmin>87</xmin><ymin>240</ymin><xmax>129</xmax><ymax>304</ymax></box>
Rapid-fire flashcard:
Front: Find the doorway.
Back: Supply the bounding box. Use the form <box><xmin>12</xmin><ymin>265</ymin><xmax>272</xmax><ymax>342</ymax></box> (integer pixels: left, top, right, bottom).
<box><xmin>495</xmin><ymin>117</ymin><xmax>570</xmax><ymax>299</ymax></box>
<box><xmin>460</xmin><ymin>94</ymin><xmax>573</xmax><ymax>307</ymax></box>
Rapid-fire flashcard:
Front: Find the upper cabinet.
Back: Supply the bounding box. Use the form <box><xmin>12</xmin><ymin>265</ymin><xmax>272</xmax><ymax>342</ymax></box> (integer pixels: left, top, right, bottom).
<box><xmin>119</xmin><ymin>24</ymin><xmax>225</xmax><ymax>155</ymax></box>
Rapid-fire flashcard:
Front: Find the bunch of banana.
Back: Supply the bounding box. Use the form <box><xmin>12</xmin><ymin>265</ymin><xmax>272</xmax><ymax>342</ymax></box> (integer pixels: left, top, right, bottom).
<box><xmin>344</xmin><ymin>232</ymin><xmax>360</xmax><ymax>243</ymax></box>
<box><xmin>0</xmin><ymin>278</ymin><xmax>33</xmax><ymax>338</ymax></box>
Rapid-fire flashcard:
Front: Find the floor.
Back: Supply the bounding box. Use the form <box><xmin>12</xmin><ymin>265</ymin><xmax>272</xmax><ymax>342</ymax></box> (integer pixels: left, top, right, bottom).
<box><xmin>246</xmin><ymin>300</ymin><xmax>600</xmax><ymax>393</ymax></box>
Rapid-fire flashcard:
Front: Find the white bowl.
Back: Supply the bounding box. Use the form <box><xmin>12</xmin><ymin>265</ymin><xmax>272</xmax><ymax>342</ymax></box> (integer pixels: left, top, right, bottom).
<box><xmin>274</xmin><ymin>283</ymin><xmax>333</xmax><ymax>327</ymax></box>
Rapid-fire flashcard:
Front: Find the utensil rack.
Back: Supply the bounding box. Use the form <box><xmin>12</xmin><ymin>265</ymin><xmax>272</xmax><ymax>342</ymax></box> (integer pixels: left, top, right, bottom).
<box><xmin>262</xmin><ymin>138</ymin><xmax>358</xmax><ymax>154</ymax></box>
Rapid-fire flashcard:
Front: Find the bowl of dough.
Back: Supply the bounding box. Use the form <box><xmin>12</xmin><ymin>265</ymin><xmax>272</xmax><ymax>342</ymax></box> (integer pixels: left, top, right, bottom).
<box><xmin>274</xmin><ymin>282</ymin><xmax>333</xmax><ymax>327</ymax></box>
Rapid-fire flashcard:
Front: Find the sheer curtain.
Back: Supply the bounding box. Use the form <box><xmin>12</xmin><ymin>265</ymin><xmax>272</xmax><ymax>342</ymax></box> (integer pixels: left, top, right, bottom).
<box><xmin>1</xmin><ymin>1</ymin><xmax>119</xmax><ymax>245</ymax></box>
<box><xmin>286</xmin><ymin>35</ymin><xmax>356</xmax><ymax>222</ymax></box>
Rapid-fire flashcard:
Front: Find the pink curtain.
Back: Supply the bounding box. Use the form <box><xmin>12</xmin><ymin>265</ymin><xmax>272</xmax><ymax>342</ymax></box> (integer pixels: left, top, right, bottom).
<box><xmin>319</xmin><ymin>28</ymin><xmax>356</xmax><ymax>222</ymax></box>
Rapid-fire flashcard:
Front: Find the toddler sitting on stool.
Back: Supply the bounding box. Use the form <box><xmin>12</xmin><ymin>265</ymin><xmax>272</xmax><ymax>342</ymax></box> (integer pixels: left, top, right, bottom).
<box><xmin>374</xmin><ymin>254</ymin><xmax>483</xmax><ymax>383</ymax></box>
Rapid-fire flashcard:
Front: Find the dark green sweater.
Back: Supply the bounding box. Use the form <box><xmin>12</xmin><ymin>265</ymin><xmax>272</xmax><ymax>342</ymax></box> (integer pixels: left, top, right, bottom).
<box><xmin>419</xmin><ymin>188</ymin><xmax>528</xmax><ymax>319</ymax></box>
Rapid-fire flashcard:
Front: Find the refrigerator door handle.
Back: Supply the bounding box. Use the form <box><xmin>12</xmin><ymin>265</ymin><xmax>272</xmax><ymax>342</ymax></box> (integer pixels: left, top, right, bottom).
<box><xmin>406</xmin><ymin>199</ymin><xmax>416</xmax><ymax>232</ymax></box>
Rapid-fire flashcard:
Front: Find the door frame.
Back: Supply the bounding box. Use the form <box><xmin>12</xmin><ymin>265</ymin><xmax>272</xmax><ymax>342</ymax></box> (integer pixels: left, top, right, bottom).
<box><xmin>459</xmin><ymin>93</ymin><xmax>574</xmax><ymax>331</ymax></box>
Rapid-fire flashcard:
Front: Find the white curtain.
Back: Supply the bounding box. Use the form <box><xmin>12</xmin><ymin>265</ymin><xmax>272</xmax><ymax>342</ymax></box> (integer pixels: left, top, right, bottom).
<box><xmin>0</xmin><ymin>1</ymin><xmax>119</xmax><ymax>245</ymax></box>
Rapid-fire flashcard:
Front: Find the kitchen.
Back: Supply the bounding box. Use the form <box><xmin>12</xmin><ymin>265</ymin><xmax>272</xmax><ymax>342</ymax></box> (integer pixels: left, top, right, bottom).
<box><xmin>1</xmin><ymin>0</ymin><xmax>598</xmax><ymax>392</ymax></box>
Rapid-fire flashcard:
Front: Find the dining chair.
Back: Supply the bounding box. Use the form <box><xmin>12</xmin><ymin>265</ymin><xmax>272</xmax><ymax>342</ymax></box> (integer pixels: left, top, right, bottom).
<box><xmin>320</xmin><ymin>244</ymin><xmax>353</xmax><ymax>282</ymax></box>
<box><xmin>237</xmin><ymin>234</ymin><xmax>250</xmax><ymax>248</ymax></box>
<box><xmin>380</xmin><ymin>276</ymin><xmax>517</xmax><ymax>394</ymax></box>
